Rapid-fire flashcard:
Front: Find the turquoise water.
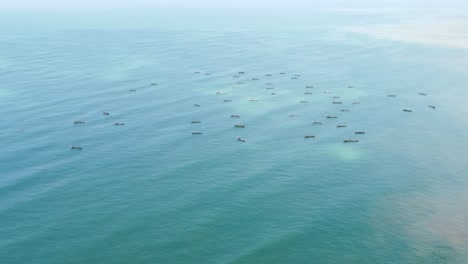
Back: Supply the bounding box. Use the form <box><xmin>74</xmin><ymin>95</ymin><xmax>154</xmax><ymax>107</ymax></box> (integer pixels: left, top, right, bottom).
<box><xmin>1</xmin><ymin>8</ymin><xmax>468</xmax><ymax>263</ymax></box>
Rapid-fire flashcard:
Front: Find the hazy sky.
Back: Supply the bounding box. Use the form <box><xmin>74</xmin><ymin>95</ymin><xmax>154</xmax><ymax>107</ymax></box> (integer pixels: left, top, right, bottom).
<box><xmin>2</xmin><ymin>0</ymin><xmax>468</xmax><ymax>9</ymax></box>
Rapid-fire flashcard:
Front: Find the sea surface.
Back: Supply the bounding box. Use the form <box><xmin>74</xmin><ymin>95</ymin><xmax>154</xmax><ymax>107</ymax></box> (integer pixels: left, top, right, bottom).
<box><xmin>1</xmin><ymin>8</ymin><xmax>468</xmax><ymax>264</ymax></box>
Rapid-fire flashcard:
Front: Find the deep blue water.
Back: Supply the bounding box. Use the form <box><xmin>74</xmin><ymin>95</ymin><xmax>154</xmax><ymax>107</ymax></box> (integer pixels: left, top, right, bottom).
<box><xmin>1</xmin><ymin>8</ymin><xmax>468</xmax><ymax>264</ymax></box>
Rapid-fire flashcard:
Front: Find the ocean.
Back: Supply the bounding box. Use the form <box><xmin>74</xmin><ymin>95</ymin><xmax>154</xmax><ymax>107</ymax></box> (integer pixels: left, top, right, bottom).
<box><xmin>1</xmin><ymin>7</ymin><xmax>468</xmax><ymax>263</ymax></box>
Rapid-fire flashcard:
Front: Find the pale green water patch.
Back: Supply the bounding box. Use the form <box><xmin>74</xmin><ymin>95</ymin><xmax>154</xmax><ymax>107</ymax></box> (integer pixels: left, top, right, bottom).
<box><xmin>325</xmin><ymin>143</ymin><xmax>366</xmax><ymax>162</ymax></box>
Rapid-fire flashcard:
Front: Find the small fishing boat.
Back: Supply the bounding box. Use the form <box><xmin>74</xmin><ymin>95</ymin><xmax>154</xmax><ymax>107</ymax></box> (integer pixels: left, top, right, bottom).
<box><xmin>289</xmin><ymin>114</ymin><xmax>300</xmax><ymax>117</ymax></box>
<box><xmin>419</xmin><ymin>92</ymin><xmax>427</xmax><ymax>96</ymax></box>
<box><xmin>239</xmin><ymin>71</ymin><xmax>245</xmax><ymax>74</ymax></box>
<box><xmin>103</xmin><ymin>112</ymin><xmax>110</xmax><ymax>115</ymax></box>
<box><xmin>312</xmin><ymin>121</ymin><xmax>322</xmax><ymax>125</ymax></box>
<box><xmin>355</xmin><ymin>131</ymin><xmax>365</xmax><ymax>134</ymax></box>
<box><xmin>192</xmin><ymin>132</ymin><xmax>203</xmax><ymax>135</ymax></box>
<box><xmin>344</xmin><ymin>139</ymin><xmax>359</xmax><ymax>143</ymax></box>
<box><xmin>403</xmin><ymin>109</ymin><xmax>412</xmax><ymax>112</ymax></box>
<box><xmin>230</xmin><ymin>115</ymin><xmax>240</xmax><ymax>118</ymax></box>
<box><xmin>237</xmin><ymin>136</ymin><xmax>246</xmax><ymax>142</ymax></box>
<box><xmin>234</xmin><ymin>125</ymin><xmax>245</xmax><ymax>128</ymax></box>
<box><xmin>387</xmin><ymin>95</ymin><xmax>396</xmax><ymax>97</ymax></box>
<box><xmin>191</xmin><ymin>121</ymin><xmax>201</xmax><ymax>123</ymax></box>
<box><xmin>326</xmin><ymin>116</ymin><xmax>337</xmax><ymax>118</ymax></box>
<box><xmin>352</xmin><ymin>101</ymin><xmax>360</xmax><ymax>104</ymax></box>
<box><xmin>332</xmin><ymin>102</ymin><xmax>343</xmax><ymax>104</ymax></box>
<box><xmin>114</xmin><ymin>122</ymin><xmax>125</xmax><ymax>125</ymax></box>
<box><xmin>429</xmin><ymin>105</ymin><xmax>436</xmax><ymax>109</ymax></box>
<box><xmin>129</xmin><ymin>89</ymin><xmax>137</xmax><ymax>92</ymax></box>
<box><xmin>248</xmin><ymin>98</ymin><xmax>258</xmax><ymax>101</ymax></box>
<box><xmin>306</xmin><ymin>86</ymin><xmax>313</xmax><ymax>88</ymax></box>
<box><xmin>266</xmin><ymin>87</ymin><xmax>275</xmax><ymax>90</ymax></box>
<box><xmin>150</xmin><ymin>83</ymin><xmax>157</xmax><ymax>86</ymax></box>
<box><xmin>337</xmin><ymin>125</ymin><xmax>347</xmax><ymax>128</ymax></box>
<box><xmin>216</xmin><ymin>91</ymin><xmax>227</xmax><ymax>94</ymax></box>
<box><xmin>304</xmin><ymin>92</ymin><xmax>313</xmax><ymax>94</ymax></box>
<box><xmin>194</xmin><ymin>104</ymin><xmax>201</xmax><ymax>107</ymax></box>
<box><xmin>70</xmin><ymin>145</ymin><xmax>82</xmax><ymax>150</ymax></box>
<box><xmin>332</xmin><ymin>96</ymin><xmax>340</xmax><ymax>99</ymax></box>
<box><xmin>299</xmin><ymin>100</ymin><xmax>308</xmax><ymax>103</ymax></box>
<box><xmin>224</xmin><ymin>99</ymin><xmax>232</xmax><ymax>102</ymax></box>
<box><xmin>304</xmin><ymin>135</ymin><xmax>315</xmax><ymax>138</ymax></box>
<box><xmin>74</xmin><ymin>121</ymin><xmax>85</xmax><ymax>124</ymax></box>
<box><xmin>341</xmin><ymin>109</ymin><xmax>350</xmax><ymax>112</ymax></box>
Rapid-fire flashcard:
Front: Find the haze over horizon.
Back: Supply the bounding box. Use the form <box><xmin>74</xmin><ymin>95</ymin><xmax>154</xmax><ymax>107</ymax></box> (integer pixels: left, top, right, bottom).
<box><xmin>2</xmin><ymin>0</ymin><xmax>468</xmax><ymax>10</ymax></box>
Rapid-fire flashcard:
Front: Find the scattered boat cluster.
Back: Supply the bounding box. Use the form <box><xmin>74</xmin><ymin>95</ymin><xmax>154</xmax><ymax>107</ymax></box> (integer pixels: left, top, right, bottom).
<box><xmin>189</xmin><ymin>70</ymin><xmax>436</xmax><ymax>144</ymax></box>
<box><xmin>70</xmin><ymin>70</ymin><xmax>438</xmax><ymax>150</ymax></box>
<box><xmin>189</xmin><ymin>71</ymin><xmax>365</xmax><ymax>143</ymax></box>
<box><xmin>70</xmin><ymin>110</ymin><xmax>128</xmax><ymax>149</ymax></box>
